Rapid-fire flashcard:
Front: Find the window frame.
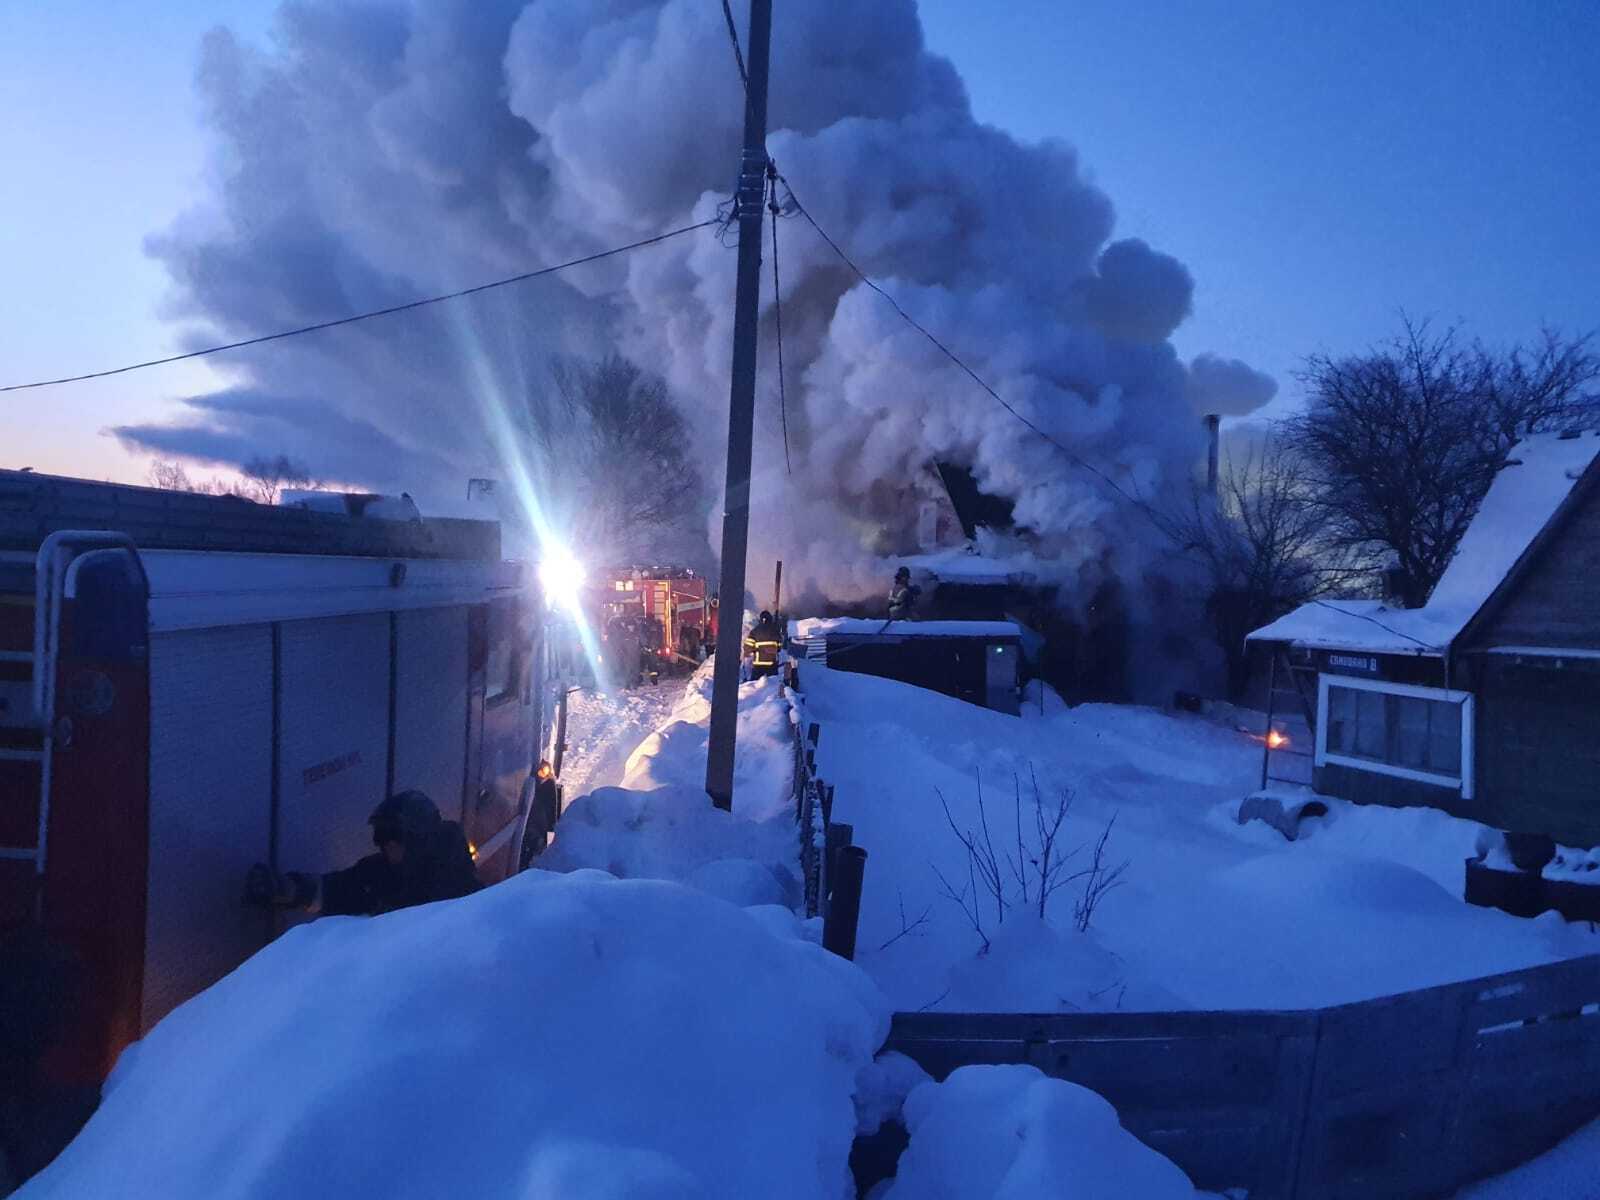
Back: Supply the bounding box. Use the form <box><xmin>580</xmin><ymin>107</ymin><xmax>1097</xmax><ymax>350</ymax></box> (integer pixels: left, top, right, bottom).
<box><xmin>1315</xmin><ymin>672</ymin><xmax>1475</xmax><ymax>798</ymax></box>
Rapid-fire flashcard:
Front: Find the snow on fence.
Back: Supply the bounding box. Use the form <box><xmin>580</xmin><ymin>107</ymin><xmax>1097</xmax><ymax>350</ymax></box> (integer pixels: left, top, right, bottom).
<box><xmin>876</xmin><ymin>953</ymin><xmax>1600</xmax><ymax>1199</ymax></box>
<box><xmin>786</xmin><ymin>675</ymin><xmax>830</xmax><ymax>920</ymax></box>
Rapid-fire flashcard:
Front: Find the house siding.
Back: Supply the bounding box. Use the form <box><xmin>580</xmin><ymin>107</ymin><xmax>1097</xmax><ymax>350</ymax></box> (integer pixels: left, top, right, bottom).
<box><xmin>1474</xmin><ymin>659</ymin><xmax>1600</xmax><ymax>847</ymax></box>
<box><xmin>1313</xmin><ymin>761</ymin><xmax>1483</xmax><ymax>823</ymax></box>
<box><xmin>1475</xmin><ymin>479</ymin><xmax>1600</xmax><ymax>649</ymax></box>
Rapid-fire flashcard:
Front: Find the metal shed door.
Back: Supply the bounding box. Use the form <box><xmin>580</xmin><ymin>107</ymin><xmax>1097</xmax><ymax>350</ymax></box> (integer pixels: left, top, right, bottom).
<box><xmin>144</xmin><ymin>625</ymin><xmax>273</xmax><ymax>1030</ymax></box>
<box><xmin>392</xmin><ymin>607</ymin><xmax>470</xmax><ymax>822</ymax></box>
<box><xmin>276</xmin><ymin>614</ymin><xmax>390</xmax><ymax>875</ymax></box>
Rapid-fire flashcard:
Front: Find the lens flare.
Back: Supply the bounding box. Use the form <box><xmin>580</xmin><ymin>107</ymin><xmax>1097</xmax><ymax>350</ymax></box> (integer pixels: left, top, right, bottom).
<box><xmin>539</xmin><ymin>548</ymin><xmax>587</xmax><ymax>611</ymax></box>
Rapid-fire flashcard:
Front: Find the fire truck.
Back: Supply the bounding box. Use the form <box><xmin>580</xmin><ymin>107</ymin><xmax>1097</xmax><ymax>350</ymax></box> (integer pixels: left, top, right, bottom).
<box><xmin>588</xmin><ymin>566</ymin><xmax>718</xmax><ymax>684</ymax></box>
<box><xmin>0</xmin><ymin>470</ymin><xmax>554</xmax><ymax>1089</ymax></box>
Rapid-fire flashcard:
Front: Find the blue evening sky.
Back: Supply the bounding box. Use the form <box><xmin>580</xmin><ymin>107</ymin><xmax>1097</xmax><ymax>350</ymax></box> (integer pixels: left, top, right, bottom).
<box><xmin>2</xmin><ymin>0</ymin><xmax>1595</xmax><ymax>481</ymax></box>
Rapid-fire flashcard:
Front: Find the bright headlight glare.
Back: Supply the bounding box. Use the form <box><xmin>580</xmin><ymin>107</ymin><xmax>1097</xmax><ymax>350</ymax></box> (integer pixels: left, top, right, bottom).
<box><xmin>539</xmin><ymin>549</ymin><xmax>586</xmax><ymax>609</ymax></box>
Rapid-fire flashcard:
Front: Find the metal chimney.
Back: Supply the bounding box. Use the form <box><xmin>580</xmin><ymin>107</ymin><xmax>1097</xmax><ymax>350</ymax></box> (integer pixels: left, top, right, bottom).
<box><xmin>1204</xmin><ymin>414</ymin><xmax>1220</xmax><ymax>494</ymax></box>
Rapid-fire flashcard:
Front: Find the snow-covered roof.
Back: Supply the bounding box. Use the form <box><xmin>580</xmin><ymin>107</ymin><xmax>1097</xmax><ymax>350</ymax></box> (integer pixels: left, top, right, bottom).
<box><xmin>1250</xmin><ymin>431</ymin><xmax>1600</xmax><ymax>654</ymax></box>
<box><xmin>792</xmin><ymin>617</ymin><xmax>1022</xmax><ymax>640</ymax></box>
<box><xmin>897</xmin><ymin>548</ymin><xmax>1039</xmax><ymax>585</ymax></box>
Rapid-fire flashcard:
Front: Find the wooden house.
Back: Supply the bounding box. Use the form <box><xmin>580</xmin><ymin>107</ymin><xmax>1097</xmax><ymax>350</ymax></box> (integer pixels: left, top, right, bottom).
<box><xmin>1247</xmin><ymin>431</ymin><xmax>1600</xmax><ymax>844</ymax></box>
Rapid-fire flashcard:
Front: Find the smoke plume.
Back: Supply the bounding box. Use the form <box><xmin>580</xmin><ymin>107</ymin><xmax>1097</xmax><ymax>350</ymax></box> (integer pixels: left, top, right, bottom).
<box><xmin>120</xmin><ymin>0</ymin><xmax>1273</xmax><ymax>634</ymax></box>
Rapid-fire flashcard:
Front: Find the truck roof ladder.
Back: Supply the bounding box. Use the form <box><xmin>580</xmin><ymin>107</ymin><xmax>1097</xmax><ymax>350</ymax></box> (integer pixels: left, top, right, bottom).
<box><xmin>1</xmin><ymin>532</ymin><xmax>146</xmax><ymax>919</ymax></box>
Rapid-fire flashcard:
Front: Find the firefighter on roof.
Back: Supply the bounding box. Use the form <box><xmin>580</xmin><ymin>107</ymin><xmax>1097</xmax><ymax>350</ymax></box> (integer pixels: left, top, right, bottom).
<box><xmin>888</xmin><ymin>566</ymin><xmax>921</xmax><ymax>621</ymax></box>
<box><xmin>245</xmin><ymin>790</ymin><xmax>481</xmax><ymax>918</ymax></box>
<box><xmin>744</xmin><ymin>610</ymin><xmax>782</xmax><ymax>679</ymax></box>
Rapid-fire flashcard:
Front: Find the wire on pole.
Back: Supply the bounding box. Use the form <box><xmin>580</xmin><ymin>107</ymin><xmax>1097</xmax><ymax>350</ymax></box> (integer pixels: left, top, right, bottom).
<box><xmin>0</xmin><ymin>220</ymin><xmax>718</xmax><ymax>394</ymax></box>
<box><xmin>772</xmin><ymin>172</ymin><xmax>1149</xmax><ymax>514</ymax></box>
<box><xmin>768</xmin><ymin>164</ymin><xmax>792</xmax><ymax>474</ymax></box>
<box><xmin>720</xmin><ymin>0</ymin><xmax>750</xmax><ymax>93</ymax></box>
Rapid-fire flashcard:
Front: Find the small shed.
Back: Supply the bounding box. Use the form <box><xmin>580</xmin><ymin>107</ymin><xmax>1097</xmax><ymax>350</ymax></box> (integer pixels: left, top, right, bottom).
<box><xmin>1247</xmin><ymin>431</ymin><xmax>1600</xmax><ymax>844</ymax></box>
<box><xmin>791</xmin><ymin>617</ymin><xmax>1023</xmax><ymax>715</ymax></box>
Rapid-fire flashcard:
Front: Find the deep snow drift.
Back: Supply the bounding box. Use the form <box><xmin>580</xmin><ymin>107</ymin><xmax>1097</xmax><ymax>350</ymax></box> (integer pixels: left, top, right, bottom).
<box><xmin>540</xmin><ymin>664</ymin><xmax>803</xmax><ymax>909</ymax></box>
<box><xmin>21</xmin><ymin>871</ymin><xmax>887</xmax><ymax>1200</ymax></box>
<box><xmin>796</xmin><ymin>663</ymin><xmax>1598</xmax><ymax>1013</ymax></box>
<box><xmin>876</xmin><ymin>1065</ymin><xmax>1197</xmax><ymax>1200</ymax></box>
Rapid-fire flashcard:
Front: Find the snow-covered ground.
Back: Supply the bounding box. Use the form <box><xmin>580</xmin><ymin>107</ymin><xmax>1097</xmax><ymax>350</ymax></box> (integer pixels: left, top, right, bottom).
<box><xmin>540</xmin><ymin>664</ymin><xmax>803</xmax><ymax>908</ymax></box>
<box><xmin>796</xmin><ymin>663</ymin><xmax>1600</xmax><ymax>1014</ymax></box>
<box><xmin>27</xmin><ymin>654</ymin><xmax>1599</xmax><ymax>1198</ymax></box>
<box><xmin>555</xmin><ymin>682</ymin><xmax>683</xmax><ymax>805</ymax></box>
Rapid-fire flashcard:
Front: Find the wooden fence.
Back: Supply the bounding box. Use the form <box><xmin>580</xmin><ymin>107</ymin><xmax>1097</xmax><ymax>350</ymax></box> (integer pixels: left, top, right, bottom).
<box><xmin>880</xmin><ymin>954</ymin><xmax>1600</xmax><ymax>1198</ymax></box>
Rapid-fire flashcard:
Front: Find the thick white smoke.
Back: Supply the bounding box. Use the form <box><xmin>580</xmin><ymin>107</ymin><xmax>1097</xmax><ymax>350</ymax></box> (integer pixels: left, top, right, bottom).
<box><xmin>121</xmin><ymin>0</ymin><xmax>1274</xmax><ymax>628</ymax></box>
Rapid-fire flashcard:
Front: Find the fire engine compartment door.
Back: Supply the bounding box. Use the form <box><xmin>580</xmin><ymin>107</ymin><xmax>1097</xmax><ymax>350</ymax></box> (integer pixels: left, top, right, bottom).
<box><xmin>392</xmin><ymin>606</ymin><xmax>470</xmax><ymax>822</ymax></box>
<box><xmin>144</xmin><ymin>625</ymin><xmax>273</xmax><ymax>1030</ymax></box>
<box><xmin>276</xmin><ymin>613</ymin><xmax>390</xmax><ymax>877</ymax></box>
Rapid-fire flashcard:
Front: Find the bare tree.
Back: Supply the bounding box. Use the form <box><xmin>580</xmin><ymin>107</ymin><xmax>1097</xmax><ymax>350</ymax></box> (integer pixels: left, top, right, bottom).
<box><xmin>520</xmin><ymin>355</ymin><xmax>702</xmax><ymax>564</ymax></box>
<box><xmin>1154</xmin><ymin>436</ymin><xmax>1333</xmax><ymax>698</ymax></box>
<box><xmin>1285</xmin><ymin>319</ymin><xmax>1598</xmax><ymax>607</ymax></box>
<box><xmin>146</xmin><ymin>459</ymin><xmax>246</xmax><ymax>497</ymax></box>
<box><xmin>240</xmin><ymin>455</ymin><xmax>317</xmax><ymax>506</ymax></box>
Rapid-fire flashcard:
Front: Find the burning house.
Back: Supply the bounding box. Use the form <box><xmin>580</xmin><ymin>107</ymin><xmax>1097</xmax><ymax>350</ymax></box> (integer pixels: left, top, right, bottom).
<box><xmin>1248</xmin><ymin>431</ymin><xmax>1600</xmax><ymax>845</ymax></box>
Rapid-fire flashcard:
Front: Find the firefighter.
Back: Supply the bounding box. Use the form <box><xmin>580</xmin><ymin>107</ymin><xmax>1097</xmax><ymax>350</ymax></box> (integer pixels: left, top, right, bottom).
<box><xmin>245</xmin><ymin>790</ymin><xmax>481</xmax><ymax>918</ymax></box>
<box><xmin>744</xmin><ymin>610</ymin><xmax>782</xmax><ymax>679</ymax></box>
<box><xmin>888</xmin><ymin>566</ymin><xmax>921</xmax><ymax>621</ymax></box>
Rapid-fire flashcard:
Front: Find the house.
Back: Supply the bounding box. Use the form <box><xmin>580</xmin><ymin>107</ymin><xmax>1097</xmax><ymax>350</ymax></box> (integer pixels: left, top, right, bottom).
<box><xmin>1247</xmin><ymin>430</ymin><xmax>1600</xmax><ymax>845</ymax></box>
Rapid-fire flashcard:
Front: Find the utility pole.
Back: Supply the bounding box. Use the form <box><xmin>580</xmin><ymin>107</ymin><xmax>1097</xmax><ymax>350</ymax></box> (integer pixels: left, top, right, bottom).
<box><xmin>705</xmin><ymin>0</ymin><xmax>773</xmax><ymax>812</ymax></box>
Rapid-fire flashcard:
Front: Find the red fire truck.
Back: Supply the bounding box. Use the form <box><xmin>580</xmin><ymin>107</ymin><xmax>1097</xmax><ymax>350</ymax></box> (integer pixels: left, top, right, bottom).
<box><xmin>0</xmin><ymin>470</ymin><xmax>553</xmax><ymax>1088</ymax></box>
<box><xmin>588</xmin><ymin>566</ymin><xmax>718</xmax><ymax>683</ymax></box>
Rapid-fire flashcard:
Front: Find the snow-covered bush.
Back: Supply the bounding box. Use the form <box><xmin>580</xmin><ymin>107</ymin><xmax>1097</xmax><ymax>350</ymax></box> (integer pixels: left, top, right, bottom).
<box><xmin>877</xmin><ymin>1064</ymin><xmax>1195</xmax><ymax>1199</ymax></box>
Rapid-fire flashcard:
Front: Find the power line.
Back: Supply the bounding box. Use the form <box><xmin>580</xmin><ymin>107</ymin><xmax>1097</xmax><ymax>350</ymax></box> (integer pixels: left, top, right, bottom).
<box><xmin>767</xmin><ymin>165</ymin><xmax>792</xmax><ymax>474</ymax></box>
<box><xmin>772</xmin><ymin>173</ymin><xmax>1148</xmax><ymax>513</ymax></box>
<box><xmin>0</xmin><ymin>220</ymin><xmax>718</xmax><ymax>394</ymax></box>
<box><xmin>719</xmin><ymin>0</ymin><xmax>749</xmax><ymax>92</ymax></box>
<box><xmin>1308</xmin><ymin>597</ymin><xmax>1435</xmax><ymax>651</ymax></box>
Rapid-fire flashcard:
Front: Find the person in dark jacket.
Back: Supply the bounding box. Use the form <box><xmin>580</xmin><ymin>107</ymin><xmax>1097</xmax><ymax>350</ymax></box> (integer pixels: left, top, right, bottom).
<box><xmin>887</xmin><ymin>567</ymin><xmax>921</xmax><ymax>621</ymax></box>
<box><xmin>246</xmin><ymin>791</ymin><xmax>481</xmax><ymax>918</ymax></box>
<box><xmin>743</xmin><ymin>611</ymin><xmax>782</xmax><ymax>678</ymax></box>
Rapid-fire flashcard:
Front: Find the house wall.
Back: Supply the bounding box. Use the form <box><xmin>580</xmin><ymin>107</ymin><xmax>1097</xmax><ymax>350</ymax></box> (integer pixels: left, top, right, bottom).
<box><xmin>1474</xmin><ymin>658</ymin><xmax>1600</xmax><ymax>847</ymax></box>
<box><xmin>1476</xmin><ymin>479</ymin><xmax>1600</xmax><ymax>649</ymax></box>
<box><xmin>1313</xmin><ymin>761</ymin><xmax>1482</xmax><ymax>823</ymax></box>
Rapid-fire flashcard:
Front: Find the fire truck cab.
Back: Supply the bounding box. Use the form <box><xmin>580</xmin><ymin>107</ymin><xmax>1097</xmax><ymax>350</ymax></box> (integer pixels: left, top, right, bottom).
<box><xmin>0</xmin><ymin>470</ymin><xmax>552</xmax><ymax>1089</ymax></box>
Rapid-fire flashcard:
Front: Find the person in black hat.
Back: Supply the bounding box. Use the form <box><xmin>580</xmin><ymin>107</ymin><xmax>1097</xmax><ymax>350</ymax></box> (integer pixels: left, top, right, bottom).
<box><xmin>246</xmin><ymin>790</ymin><xmax>481</xmax><ymax>918</ymax></box>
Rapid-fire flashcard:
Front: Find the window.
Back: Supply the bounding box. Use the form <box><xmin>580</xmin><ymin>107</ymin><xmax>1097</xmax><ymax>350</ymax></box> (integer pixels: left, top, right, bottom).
<box><xmin>1320</xmin><ymin>676</ymin><xmax>1471</xmax><ymax>792</ymax></box>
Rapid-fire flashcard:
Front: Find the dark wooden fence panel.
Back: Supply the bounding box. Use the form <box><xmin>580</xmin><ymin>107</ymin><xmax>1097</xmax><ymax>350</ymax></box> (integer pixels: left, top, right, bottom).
<box><xmin>883</xmin><ymin>955</ymin><xmax>1600</xmax><ymax>1200</ymax></box>
<box><xmin>888</xmin><ymin>1009</ymin><xmax>1320</xmax><ymax>1198</ymax></box>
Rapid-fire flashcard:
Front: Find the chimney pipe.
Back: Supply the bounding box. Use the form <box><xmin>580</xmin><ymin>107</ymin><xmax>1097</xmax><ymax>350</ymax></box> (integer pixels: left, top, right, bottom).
<box><xmin>1204</xmin><ymin>414</ymin><xmax>1220</xmax><ymax>494</ymax></box>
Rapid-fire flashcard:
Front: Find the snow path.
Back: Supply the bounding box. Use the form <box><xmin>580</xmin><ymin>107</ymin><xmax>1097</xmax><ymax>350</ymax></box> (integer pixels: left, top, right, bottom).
<box><xmin>556</xmin><ymin>682</ymin><xmax>682</xmax><ymax>805</ymax></box>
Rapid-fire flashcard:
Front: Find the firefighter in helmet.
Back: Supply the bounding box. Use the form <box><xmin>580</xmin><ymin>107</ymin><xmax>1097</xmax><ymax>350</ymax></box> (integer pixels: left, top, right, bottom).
<box><xmin>520</xmin><ymin>759</ymin><xmax>561</xmax><ymax>869</ymax></box>
<box><xmin>888</xmin><ymin>566</ymin><xmax>921</xmax><ymax>621</ymax></box>
<box><xmin>744</xmin><ymin>610</ymin><xmax>783</xmax><ymax>679</ymax></box>
<box><xmin>246</xmin><ymin>790</ymin><xmax>481</xmax><ymax>918</ymax></box>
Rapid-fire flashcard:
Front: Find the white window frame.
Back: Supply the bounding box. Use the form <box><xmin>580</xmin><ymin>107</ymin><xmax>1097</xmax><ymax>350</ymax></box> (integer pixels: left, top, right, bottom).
<box><xmin>1315</xmin><ymin>673</ymin><xmax>1475</xmax><ymax>798</ymax></box>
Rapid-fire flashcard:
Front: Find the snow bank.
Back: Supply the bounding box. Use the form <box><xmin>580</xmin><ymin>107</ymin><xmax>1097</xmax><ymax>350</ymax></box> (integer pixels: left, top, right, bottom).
<box><xmin>539</xmin><ymin>665</ymin><xmax>802</xmax><ymax>910</ymax></box>
<box><xmin>25</xmin><ymin>871</ymin><xmax>887</xmax><ymax>1200</ymax></box>
<box><xmin>796</xmin><ymin>662</ymin><xmax>1598</xmax><ymax>1012</ymax></box>
<box><xmin>1453</xmin><ymin>1115</ymin><xmax>1600</xmax><ymax>1199</ymax></box>
<box><xmin>878</xmin><ymin>1065</ymin><xmax>1195</xmax><ymax>1200</ymax></box>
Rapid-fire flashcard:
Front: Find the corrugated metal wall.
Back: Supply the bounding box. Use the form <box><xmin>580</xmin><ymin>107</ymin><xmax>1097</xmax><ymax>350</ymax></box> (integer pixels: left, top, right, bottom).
<box><xmin>275</xmin><ymin>614</ymin><xmax>390</xmax><ymax>875</ymax></box>
<box><xmin>144</xmin><ymin>626</ymin><xmax>273</xmax><ymax>1030</ymax></box>
<box><xmin>393</xmin><ymin>607</ymin><xmax>470</xmax><ymax>824</ymax></box>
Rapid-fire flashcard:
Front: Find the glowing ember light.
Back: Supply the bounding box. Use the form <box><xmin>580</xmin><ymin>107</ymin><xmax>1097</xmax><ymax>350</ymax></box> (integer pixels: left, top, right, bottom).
<box><xmin>539</xmin><ymin>547</ymin><xmax>587</xmax><ymax>612</ymax></box>
<box><xmin>1266</xmin><ymin>729</ymin><xmax>1289</xmax><ymax>750</ymax></box>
